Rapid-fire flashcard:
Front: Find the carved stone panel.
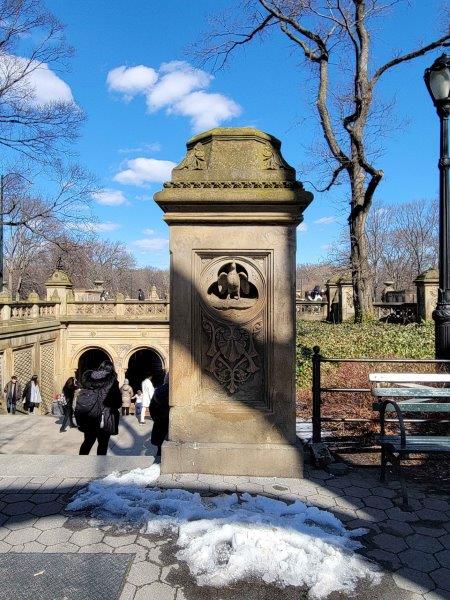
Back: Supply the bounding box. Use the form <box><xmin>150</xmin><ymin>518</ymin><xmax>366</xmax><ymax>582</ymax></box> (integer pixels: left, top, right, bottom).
<box><xmin>195</xmin><ymin>253</ymin><xmax>270</xmax><ymax>408</ymax></box>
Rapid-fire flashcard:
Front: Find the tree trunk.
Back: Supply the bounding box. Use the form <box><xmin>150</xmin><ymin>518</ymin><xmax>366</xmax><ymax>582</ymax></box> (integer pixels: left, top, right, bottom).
<box><xmin>349</xmin><ymin>174</ymin><xmax>373</xmax><ymax>322</ymax></box>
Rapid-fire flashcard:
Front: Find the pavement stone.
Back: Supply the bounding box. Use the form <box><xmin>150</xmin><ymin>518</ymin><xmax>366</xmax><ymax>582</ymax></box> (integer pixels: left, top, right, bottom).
<box><xmin>372</xmin><ymin>533</ymin><xmax>408</xmax><ymax>553</ymax></box>
<box><xmin>120</xmin><ymin>582</ymin><xmax>137</xmax><ymax>600</ymax></box>
<box><xmin>406</xmin><ymin>533</ymin><xmax>444</xmax><ymax>554</ymax></box>
<box><xmin>430</xmin><ymin>568</ymin><xmax>450</xmax><ymax>591</ymax></box>
<box><xmin>399</xmin><ymin>549</ymin><xmax>440</xmax><ymax>573</ymax></box>
<box><xmin>436</xmin><ymin>550</ymin><xmax>450</xmax><ymax>569</ymax></box>
<box><xmin>37</xmin><ymin>527</ymin><xmax>72</xmax><ymax>545</ymax></box>
<box><xmin>2</xmin><ymin>500</ymin><xmax>34</xmax><ymax>515</ymax></box>
<box><xmin>382</xmin><ymin>520</ymin><xmax>414</xmax><ymax>536</ymax></box>
<box><xmin>393</xmin><ymin>568</ymin><xmax>435</xmax><ymax>593</ymax></box>
<box><xmin>70</xmin><ymin>528</ymin><xmax>104</xmax><ymax>546</ymax></box>
<box><xmin>416</xmin><ymin>509</ymin><xmax>447</xmax><ymax>522</ymax></box>
<box><xmin>135</xmin><ymin>582</ymin><xmax>175</xmax><ymax>600</ymax></box>
<box><xmin>105</xmin><ymin>534</ymin><xmax>137</xmax><ymax>548</ymax></box>
<box><xmin>127</xmin><ymin>561</ymin><xmax>161</xmax><ymax>586</ymax></box>
<box><xmin>4</xmin><ymin>526</ymin><xmax>40</xmax><ymax>545</ymax></box>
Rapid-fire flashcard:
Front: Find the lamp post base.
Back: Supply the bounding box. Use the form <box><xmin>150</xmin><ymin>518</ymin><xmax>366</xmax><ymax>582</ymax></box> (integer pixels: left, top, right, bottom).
<box><xmin>433</xmin><ymin>303</ymin><xmax>450</xmax><ymax>358</ymax></box>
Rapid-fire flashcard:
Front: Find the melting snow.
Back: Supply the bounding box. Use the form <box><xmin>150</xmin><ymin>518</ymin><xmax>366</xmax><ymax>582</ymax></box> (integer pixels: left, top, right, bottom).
<box><xmin>67</xmin><ymin>464</ymin><xmax>380</xmax><ymax>599</ymax></box>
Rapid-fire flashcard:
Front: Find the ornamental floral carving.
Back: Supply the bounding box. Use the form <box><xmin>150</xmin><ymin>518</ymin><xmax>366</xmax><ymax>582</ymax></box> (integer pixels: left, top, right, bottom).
<box><xmin>202</xmin><ymin>315</ymin><xmax>261</xmax><ymax>394</ymax></box>
<box><xmin>261</xmin><ymin>143</ymin><xmax>291</xmax><ymax>171</ymax></box>
<box><xmin>176</xmin><ymin>142</ymin><xmax>206</xmax><ymax>170</ymax></box>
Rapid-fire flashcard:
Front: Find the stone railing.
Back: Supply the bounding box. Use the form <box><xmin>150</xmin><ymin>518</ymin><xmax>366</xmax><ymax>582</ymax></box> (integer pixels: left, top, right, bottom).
<box><xmin>373</xmin><ymin>302</ymin><xmax>418</xmax><ymax>324</ymax></box>
<box><xmin>65</xmin><ymin>300</ymin><xmax>170</xmax><ymax>320</ymax></box>
<box><xmin>296</xmin><ymin>300</ymin><xmax>328</xmax><ymax>321</ymax></box>
<box><xmin>0</xmin><ymin>300</ymin><xmax>59</xmax><ymax>322</ymax></box>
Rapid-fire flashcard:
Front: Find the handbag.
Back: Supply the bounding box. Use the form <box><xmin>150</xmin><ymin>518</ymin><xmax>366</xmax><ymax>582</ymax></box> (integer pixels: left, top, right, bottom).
<box><xmin>101</xmin><ymin>407</ymin><xmax>119</xmax><ymax>436</ymax></box>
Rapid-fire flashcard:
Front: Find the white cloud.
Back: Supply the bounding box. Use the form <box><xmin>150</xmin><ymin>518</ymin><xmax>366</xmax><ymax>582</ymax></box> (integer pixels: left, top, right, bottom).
<box><xmin>172</xmin><ymin>90</ymin><xmax>241</xmax><ymax>131</ymax></box>
<box><xmin>147</xmin><ymin>61</ymin><xmax>211</xmax><ymax>110</ymax></box>
<box><xmin>92</xmin><ymin>189</ymin><xmax>128</xmax><ymax>206</ymax></box>
<box><xmin>118</xmin><ymin>142</ymin><xmax>161</xmax><ymax>154</ymax></box>
<box><xmin>114</xmin><ymin>157</ymin><xmax>176</xmax><ymax>186</ymax></box>
<box><xmin>74</xmin><ymin>221</ymin><xmax>121</xmax><ymax>233</ymax></box>
<box><xmin>142</xmin><ymin>228</ymin><xmax>155</xmax><ymax>235</ymax></box>
<box><xmin>107</xmin><ymin>60</ymin><xmax>241</xmax><ymax>132</ymax></box>
<box><xmin>298</xmin><ymin>222</ymin><xmax>308</xmax><ymax>232</ymax></box>
<box><xmin>97</xmin><ymin>222</ymin><xmax>121</xmax><ymax>232</ymax></box>
<box><xmin>2</xmin><ymin>55</ymin><xmax>74</xmax><ymax>105</ymax></box>
<box><xmin>314</xmin><ymin>216</ymin><xmax>337</xmax><ymax>225</ymax></box>
<box><xmin>107</xmin><ymin>65</ymin><xmax>158</xmax><ymax>97</ymax></box>
<box><xmin>134</xmin><ymin>237</ymin><xmax>169</xmax><ymax>251</ymax></box>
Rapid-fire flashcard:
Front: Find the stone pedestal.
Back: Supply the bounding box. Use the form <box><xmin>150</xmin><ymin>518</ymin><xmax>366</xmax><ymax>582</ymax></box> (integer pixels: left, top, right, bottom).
<box><xmin>338</xmin><ymin>277</ymin><xmax>354</xmax><ymax>322</ymax></box>
<box><xmin>415</xmin><ymin>269</ymin><xmax>439</xmax><ymax>321</ymax></box>
<box><xmin>154</xmin><ymin>127</ymin><xmax>312</xmax><ymax>477</ymax></box>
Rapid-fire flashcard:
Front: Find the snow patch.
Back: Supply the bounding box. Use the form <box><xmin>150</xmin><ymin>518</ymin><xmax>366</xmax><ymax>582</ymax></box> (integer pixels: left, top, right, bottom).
<box><xmin>67</xmin><ymin>465</ymin><xmax>380</xmax><ymax>599</ymax></box>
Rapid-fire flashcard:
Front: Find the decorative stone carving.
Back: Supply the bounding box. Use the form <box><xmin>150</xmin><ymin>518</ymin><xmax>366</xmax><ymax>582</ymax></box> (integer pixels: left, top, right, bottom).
<box><xmin>175</xmin><ymin>142</ymin><xmax>206</xmax><ymax>170</ymax></box>
<box><xmin>113</xmin><ymin>344</ymin><xmax>132</xmax><ymax>358</ymax></box>
<box><xmin>202</xmin><ymin>315</ymin><xmax>261</xmax><ymax>394</ymax></box>
<box><xmin>262</xmin><ymin>143</ymin><xmax>291</xmax><ymax>171</ymax></box>
<box><xmin>163</xmin><ymin>180</ymin><xmax>300</xmax><ymax>189</ymax></box>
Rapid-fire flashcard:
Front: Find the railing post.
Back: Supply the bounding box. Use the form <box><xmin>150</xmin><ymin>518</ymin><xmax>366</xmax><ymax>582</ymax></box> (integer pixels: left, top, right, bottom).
<box><xmin>312</xmin><ymin>345</ymin><xmax>322</xmax><ymax>443</ymax></box>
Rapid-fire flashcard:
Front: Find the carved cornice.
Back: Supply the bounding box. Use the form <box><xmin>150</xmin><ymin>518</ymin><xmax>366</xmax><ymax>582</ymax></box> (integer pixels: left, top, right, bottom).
<box><xmin>163</xmin><ymin>180</ymin><xmax>303</xmax><ymax>190</ymax></box>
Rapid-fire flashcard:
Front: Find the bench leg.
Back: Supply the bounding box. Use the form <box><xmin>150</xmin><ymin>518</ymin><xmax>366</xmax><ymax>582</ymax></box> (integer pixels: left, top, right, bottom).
<box><xmin>380</xmin><ymin>447</ymin><xmax>387</xmax><ymax>482</ymax></box>
<box><xmin>393</xmin><ymin>454</ymin><xmax>409</xmax><ymax>507</ymax></box>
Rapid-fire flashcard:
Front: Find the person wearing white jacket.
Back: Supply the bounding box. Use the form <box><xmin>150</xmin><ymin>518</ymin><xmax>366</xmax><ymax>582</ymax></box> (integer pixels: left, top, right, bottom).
<box><xmin>140</xmin><ymin>375</ymin><xmax>154</xmax><ymax>424</ymax></box>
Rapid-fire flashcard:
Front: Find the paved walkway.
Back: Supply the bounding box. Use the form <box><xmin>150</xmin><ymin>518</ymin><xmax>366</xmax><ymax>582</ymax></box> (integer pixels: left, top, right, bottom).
<box><xmin>0</xmin><ymin>414</ymin><xmax>154</xmax><ymax>456</ymax></box>
<box><xmin>0</xmin><ymin>416</ymin><xmax>449</xmax><ymax>599</ymax></box>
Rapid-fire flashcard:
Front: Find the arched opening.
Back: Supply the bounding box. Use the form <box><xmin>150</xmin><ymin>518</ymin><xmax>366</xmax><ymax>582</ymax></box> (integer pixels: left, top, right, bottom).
<box><xmin>77</xmin><ymin>348</ymin><xmax>111</xmax><ymax>382</ymax></box>
<box><xmin>125</xmin><ymin>348</ymin><xmax>164</xmax><ymax>394</ymax></box>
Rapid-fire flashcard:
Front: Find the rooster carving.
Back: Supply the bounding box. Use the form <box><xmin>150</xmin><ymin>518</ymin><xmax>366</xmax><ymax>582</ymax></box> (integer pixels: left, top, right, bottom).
<box><xmin>217</xmin><ymin>262</ymin><xmax>250</xmax><ymax>300</ymax></box>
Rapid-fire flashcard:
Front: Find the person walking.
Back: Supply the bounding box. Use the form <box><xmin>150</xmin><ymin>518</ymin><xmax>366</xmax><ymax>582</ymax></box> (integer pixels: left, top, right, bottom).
<box><xmin>60</xmin><ymin>377</ymin><xmax>78</xmax><ymax>432</ymax></box>
<box><xmin>22</xmin><ymin>375</ymin><xmax>42</xmax><ymax>414</ymax></box>
<box><xmin>150</xmin><ymin>373</ymin><xmax>169</xmax><ymax>457</ymax></box>
<box><xmin>140</xmin><ymin>374</ymin><xmax>154</xmax><ymax>425</ymax></box>
<box><xmin>75</xmin><ymin>360</ymin><xmax>122</xmax><ymax>455</ymax></box>
<box><xmin>120</xmin><ymin>378</ymin><xmax>133</xmax><ymax>416</ymax></box>
<box><xmin>132</xmin><ymin>390</ymin><xmax>143</xmax><ymax>421</ymax></box>
<box><xmin>4</xmin><ymin>375</ymin><xmax>22</xmax><ymax>414</ymax></box>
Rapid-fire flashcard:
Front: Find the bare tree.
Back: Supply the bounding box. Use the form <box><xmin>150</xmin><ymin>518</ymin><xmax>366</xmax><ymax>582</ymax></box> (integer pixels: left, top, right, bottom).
<box><xmin>199</xmin><ymin>0</ymin><xmax>449</xmax><ymax>321</ymax></box>
<box><xmin>0</xmin><ymin>0</ymin><xmax>84</xmax><ymax>162</ymax></box>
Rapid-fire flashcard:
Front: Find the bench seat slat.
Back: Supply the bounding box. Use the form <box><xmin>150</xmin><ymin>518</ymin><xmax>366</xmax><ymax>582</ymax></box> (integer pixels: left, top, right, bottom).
<box><xmin>370</xmin><ymin>373</ymin><xmax>450</xmax><ymax>383</ymax></box>
<box><xmin>373</xmin><ymin>387</ymin><xmax>450</xmax><ymax>397</ymax></box>
<box><xmin>384</xmin><ymin>402</ymin><xmax>450</xmax><ymax>412</ymax></box>
<box><xmin>379</xmin><ymin>435</ymin><xmax>450</xmax><ymax>453</ymax></box>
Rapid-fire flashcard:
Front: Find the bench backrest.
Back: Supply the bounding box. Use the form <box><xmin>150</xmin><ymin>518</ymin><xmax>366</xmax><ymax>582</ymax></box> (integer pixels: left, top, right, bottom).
<box><xmin>370</xmin><ymin>372</ymin><xmax>450</xmax><ymax>412</ymax></box>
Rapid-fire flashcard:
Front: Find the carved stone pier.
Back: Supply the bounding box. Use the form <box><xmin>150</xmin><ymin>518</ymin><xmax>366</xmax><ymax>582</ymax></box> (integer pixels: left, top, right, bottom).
<box><xmin>155</xmin><ymin>127</ymin><xmax>312</xmax><ymax>477</ymax></box>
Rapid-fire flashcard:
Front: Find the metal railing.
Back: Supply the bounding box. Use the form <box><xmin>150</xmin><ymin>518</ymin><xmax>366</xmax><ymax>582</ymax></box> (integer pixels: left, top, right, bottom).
<box><xmin>311</xmin><ymin>345</ymin><xmax>450</xmax><ymax>445</ymax></box>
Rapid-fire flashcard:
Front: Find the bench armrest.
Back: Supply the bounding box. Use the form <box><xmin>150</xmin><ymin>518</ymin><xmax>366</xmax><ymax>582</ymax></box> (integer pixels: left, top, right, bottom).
<box><xmin>380</xmin><ymin>400</ymin><xmax>406</xmax><ymax>449</ymax></box>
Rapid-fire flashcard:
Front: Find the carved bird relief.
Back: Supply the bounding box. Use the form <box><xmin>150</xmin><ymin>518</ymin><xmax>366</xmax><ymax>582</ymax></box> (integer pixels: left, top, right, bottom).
<box><xmin>217</xmin><ymin>262</ymin><xmax>250</xmax><ymax>300</ymax></box>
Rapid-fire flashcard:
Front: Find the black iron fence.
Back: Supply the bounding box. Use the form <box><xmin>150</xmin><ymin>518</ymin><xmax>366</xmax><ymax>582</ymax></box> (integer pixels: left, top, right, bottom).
<box><xmin>311</xmin><ymin>346</ymin><xmax>450</xmax><ymax>448</ymax></box>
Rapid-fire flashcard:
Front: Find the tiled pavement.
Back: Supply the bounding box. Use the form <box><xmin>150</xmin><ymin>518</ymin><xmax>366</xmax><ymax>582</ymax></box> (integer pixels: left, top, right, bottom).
<box><xmin>0</xmin><ymin>463</ymin><xmax>450</xmax><ymax>599</ymax></box>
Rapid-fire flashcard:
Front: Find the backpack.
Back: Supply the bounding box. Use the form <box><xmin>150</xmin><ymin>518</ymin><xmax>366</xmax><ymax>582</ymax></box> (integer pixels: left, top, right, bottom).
<box><xmin>74</xmin><ymin>388</ymin><xmax>105</xmax><ymax>432</ymax></box>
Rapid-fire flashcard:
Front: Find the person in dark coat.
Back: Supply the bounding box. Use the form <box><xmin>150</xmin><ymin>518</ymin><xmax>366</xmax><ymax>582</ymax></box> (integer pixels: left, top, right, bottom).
<box><xmin>150</xmin><ymin>374</ymin><xmax>169</xmax><ymax>457</ymax></box>
<box><xmin>4</xmin><ymin>375</ymin><xmax>22</xmax><ymax>414</ymax></box>
<box><xmin>60</xmin><ymin>377</ymin><xmax>78</xmax><ymax>432</ymax></box>
<box><xmin>138</xmin><ymin>288</ymin><xmax>145</xmax><ymax>301</ymax></box>
<box><xmin>77</xmin><ymin>360</ymin><xmax>122</xmax><ymax>455</ymax></box>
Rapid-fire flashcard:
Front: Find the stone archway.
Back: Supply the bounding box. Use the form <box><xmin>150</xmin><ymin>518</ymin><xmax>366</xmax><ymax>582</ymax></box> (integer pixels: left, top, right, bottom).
<box><xmin>125</xmin><ymin>347</ymin><xmax>165</xmax><ymax>394</ymax></box>
<box><xmin>76</xmin><ymin>347</ymin><xmax>112</xmax><ymax>381</ymax></box>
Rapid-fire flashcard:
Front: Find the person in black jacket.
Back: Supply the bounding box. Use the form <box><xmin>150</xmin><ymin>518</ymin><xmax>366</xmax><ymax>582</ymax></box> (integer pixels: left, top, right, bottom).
<box><xmin>150</xmin><ymin>373</ymin><xmax>169</xmax><ymax>457</ymax></box>
<box><xmin>60</xmin><ymin>377</ymin><xmax>78</xmax><ymax>432</ymax></box>
<box><xmin>77</xmin><ymin>360</ymin><xmax>122</xmax><ymax>455</ymax></box>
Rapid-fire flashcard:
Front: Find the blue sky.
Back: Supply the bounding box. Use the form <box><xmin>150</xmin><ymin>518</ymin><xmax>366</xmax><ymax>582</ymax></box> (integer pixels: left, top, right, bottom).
<box><xmin>38</xmin><ymin>0</ymin><xmax>446</xmax><ymax>268</ymax></box>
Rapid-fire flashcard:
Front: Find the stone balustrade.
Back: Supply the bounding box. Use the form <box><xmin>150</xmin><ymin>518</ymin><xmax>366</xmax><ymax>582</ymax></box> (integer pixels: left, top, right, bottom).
<box><xmin>0</xmin><ymin>295</ymin><xmax>170</xmax><ymax>323</ymax></box>
<box><xmin>296</xmin><ymin>300</ymin><xmax>328</xmax><ymax>320</ymax></box>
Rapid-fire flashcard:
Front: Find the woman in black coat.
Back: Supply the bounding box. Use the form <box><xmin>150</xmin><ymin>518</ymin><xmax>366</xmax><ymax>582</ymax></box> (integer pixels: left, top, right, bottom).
<box><xmin>150</xmin><ymin>377</ymin><xmax>169</xmax><ymax>457</ymax></box>
<box><xmin>76</xmin><ymin>360</ymin><xmax>122</xmax><ymax>455</ymax></box>
<box><xmin>60</xmin><ymin>377</ymin><xmax>78</xmax><ymax>432</ymax></box>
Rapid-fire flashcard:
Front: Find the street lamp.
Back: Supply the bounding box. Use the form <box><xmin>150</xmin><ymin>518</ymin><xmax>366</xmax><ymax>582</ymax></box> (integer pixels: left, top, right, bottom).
<box><xmin>424</xmin><ymin>54</ymin><xmax>450</xmax><ymax>358</ymax></box>
<box><xmin>0</xmin><ymin>172</ymin><xmax>32</xmax><ymax>292</ymax></box>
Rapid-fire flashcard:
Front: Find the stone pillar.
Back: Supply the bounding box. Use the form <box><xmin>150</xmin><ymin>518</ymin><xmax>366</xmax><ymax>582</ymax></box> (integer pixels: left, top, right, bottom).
<box><xmin>415</xmin><ymin>269</ymin><xmax>439</xmax><ymax>321</ymax></box>
<box><xmin>325</xmin><ymin>276</ymin><xmax>339</xmax><ymax>322</ymax></box>
<box><xmin>154</xmin><ymin>127</ymin><xmax>312</xmax><ymax>478</ymax></box>
<box><xmin>338</xmin><ymin>276</ymin><xmax>354</xmax><ymax>322</ymax></box>
<box><xmin>45</xmin><ymin>269</ymin><xmax>74</xmax><ymax>315</ymax></box>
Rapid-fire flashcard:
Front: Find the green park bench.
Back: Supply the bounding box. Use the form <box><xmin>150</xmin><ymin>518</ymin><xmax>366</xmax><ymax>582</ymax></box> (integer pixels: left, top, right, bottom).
<box><xmin>370</xmin><ymin>372</ymin><xmax>450</xmax><ymax>505</ymax></box>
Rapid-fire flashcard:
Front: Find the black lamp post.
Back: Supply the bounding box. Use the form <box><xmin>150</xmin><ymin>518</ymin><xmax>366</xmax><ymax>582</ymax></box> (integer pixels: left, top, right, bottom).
<box><xmin>424</xmin><ymin>54</ymin><xmax>450</xmax><ymax>358</ymax></box>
